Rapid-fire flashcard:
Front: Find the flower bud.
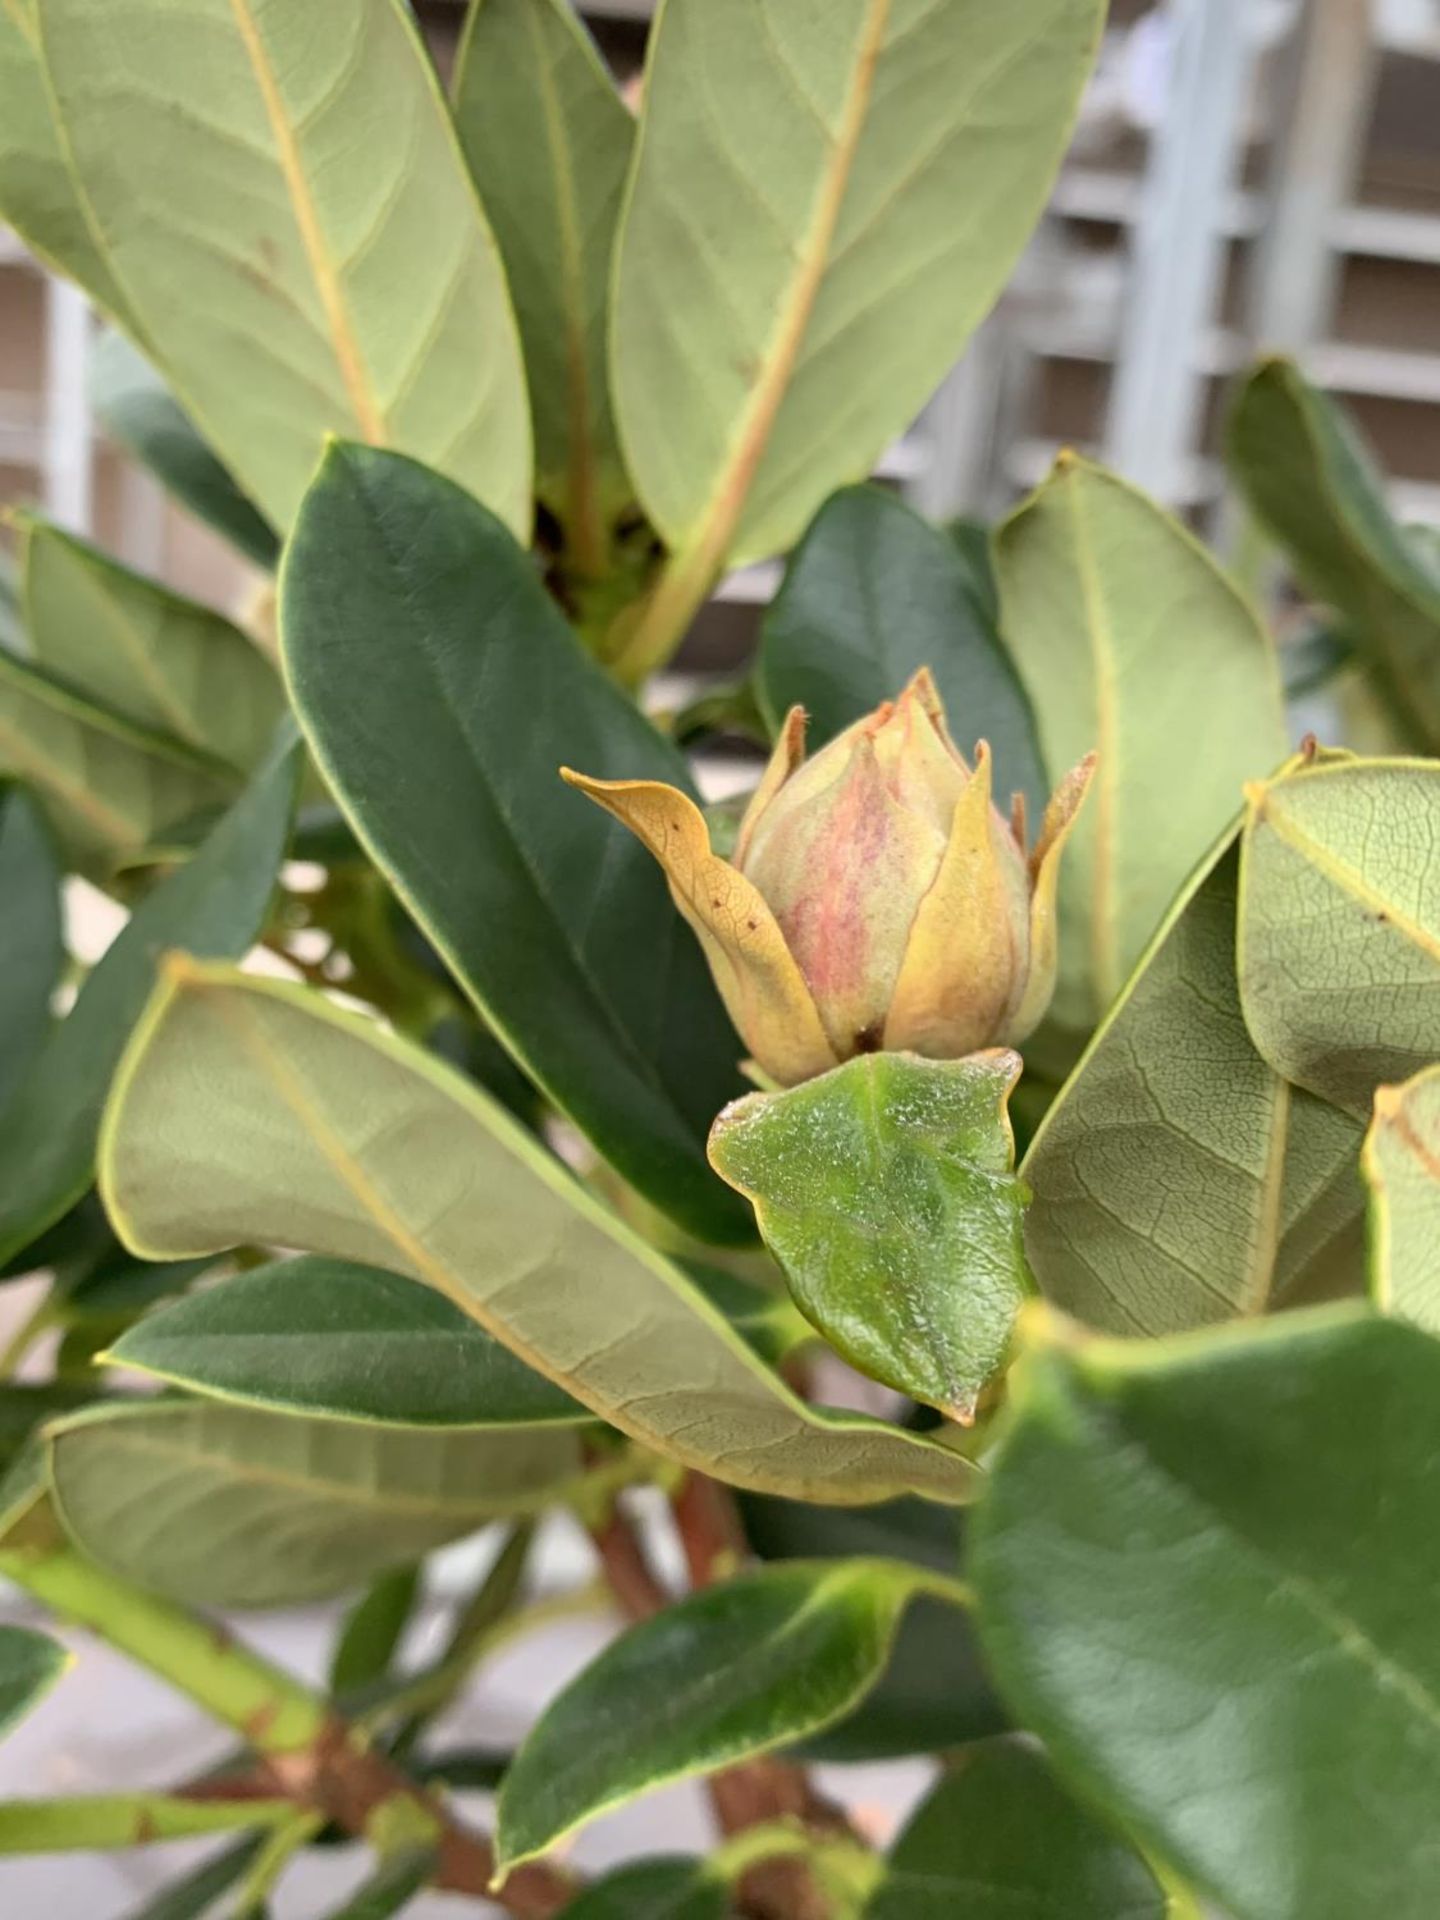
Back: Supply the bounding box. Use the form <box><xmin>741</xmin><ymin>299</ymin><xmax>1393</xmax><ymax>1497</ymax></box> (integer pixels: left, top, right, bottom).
<box><xmin>563</xmin><ymin>669</ymin><xmax>1093</xmax><ymax>1087</ymax></box>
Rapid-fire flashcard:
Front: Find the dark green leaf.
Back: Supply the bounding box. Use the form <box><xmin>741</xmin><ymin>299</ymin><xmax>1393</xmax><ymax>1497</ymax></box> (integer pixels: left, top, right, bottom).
<box><xmin>0</xmin><ymin>728</ymin><xmax>300</xmax><ymax>1266</ymax></box>
<box><xmin>49</xmin><ymin>1397</ymin><xmax>589</xmax><ymax>1609</ymax></box>
<box><xmin>867</xmin><ymin>1736</ymin><xmax>1165</xmax><ymax>1919</ymax></box>
<box><xmin>557</xmin><ymin>1859</ymin><xmax>729</xmax><ymax>1920</ymax></box>
<box><xmin>0</xmin><ymin>1624</ymin><xmax>69</xmax><ymax>1738</ymax></box>
<box><xmin>682</xmin><ymin>1264</ymin><xmax>811</xmax><ymax>1370</ymax></box>
<box><xmin>740</xmin><ymin>1492</ymin><xmax>1007</xmax><ymax>1762</ymax></box>
<box><xmin>90</xmin><ymin>330</ymin><xmax>279</xmax><ymax>569</ymax></box>
<box><xmin>116</xmin><ymin>1835</ymin><xmax>268</xmax><ymax>1920</ymax></box>
<box><xmin>496</xmin><ymin>1559</ymin><xmax>965</xmax><ymax>1870</ymax></box>
<box><xmin>1229</xmin><ymin>357</ymin><xmax>1440</xmax><ymax>750</ymax></box>
<box><xmin>107</xmin><ymin>1257</ymin><xmax>588</xmax><ymax>1428</ymax></box>
<box><xmin>756</xmin><ymin>486</ymin><xmax>1046</xmax><ymax>814</ymax></box>
<box><xmin>0</xmin><ymin>1382</ymin><xmax>95</xmax><ymax>1474</ymax></box>
<box><xmin>0</xmin><ymin>784</ymin><xmax>63</xmax><ymax>1113</ymax></box>
<box><xmin>710</xmin><ymin>1051</ymin><xmax>1030</xmax><ymax>1420</ymax></box>
<box><xmin>329</xmin><ymin>1565</ymin><xmax>422</xmax><ymax>1698</ymax></box>
<box><xmin>970</xmin><ymin>1306</ymin><xmax>1440</xmax><ymax>1920</ymax></box>
<box><xmin>281</xmin><ymin>444</ymin><xmax>750</xmax><ymax>1244</ymax></box>
<box><xmin>1238</xmin><ymin>752</ymin><xmax>1440</xmax><ymax>1115</ymax></box>
<box><xmin>321</xmin><ymin>1846</ymin><xmax>435</xmax><ymax>1919</ymax></box>
<box><xmin>1024</xmin><ymin>833</ymin><xmax>1366</xmax><ymax>1333</ymax></box>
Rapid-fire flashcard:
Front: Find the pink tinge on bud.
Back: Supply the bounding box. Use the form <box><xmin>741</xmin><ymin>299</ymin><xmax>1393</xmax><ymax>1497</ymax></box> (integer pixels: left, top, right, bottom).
<box><xmin>562</xmin><ymin>669</ymin><xmax>1094</xmax><ymax>1088</ymax></box>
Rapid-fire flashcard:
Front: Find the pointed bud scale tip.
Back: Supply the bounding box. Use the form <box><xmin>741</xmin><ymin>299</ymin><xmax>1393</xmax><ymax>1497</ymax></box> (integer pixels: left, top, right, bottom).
<box><xmin>561</xmin><ymin>678</ymin><xmax>1095</xmax><ymax>1086</ymax></box>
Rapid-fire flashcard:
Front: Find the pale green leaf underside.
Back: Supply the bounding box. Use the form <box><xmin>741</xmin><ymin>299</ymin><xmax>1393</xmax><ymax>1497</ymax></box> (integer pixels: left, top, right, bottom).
<box><xmin>37</xmin><ymin>0</ymin><xmax>532</xmax><ymax>536</ymax></box>
<box><xmin>1238</xmin><ymin>755</ymin><xmax>1440</xmax><ymax>1116</ymax></box>
<box><xmin>48</xmin><ymin>1397</ymin><xmax>586</xmax><ymax>1608</ymax></box>
<box><xmin>0</xmin><ymin>648</ymin><xmax>235</xmax><ymax>876</ymax></box>
<box><xmin>21</xmin><ymin>519</ymin><xmax>283</xmax><ymax>774</ymax></box>
<box><xmin>1024</xmin><ymin>835</ymin><xmax>1365</xmax><ymax>1335</ymax></box>
<box><xmin>453</xmin><ymin>0</ymin><xmax>634</xmax><ymax>550</ymax></box>
<box><xmin>1364</xmin><ymin>1064</ymin><xmax>1440</xmax><ymax>1332</ymax></box>
<box><xmin>0</xmin><ymin>0</ymin><xmax>132</xmax><ymax>318</ymax></box>
<box><xmin>995</xmin><ymin>457</ymin><xmax>1287</xmax><ymax>1033</ymax></box>
<box><xmin>98</xmin><ymin>964</ymin><xmax>977</xmax><ymax>1508</ymax></box>
<box><xmin>612</xmin><ymin>0</ymin><xmax>1104</xmax><ymax>567</ymax></box>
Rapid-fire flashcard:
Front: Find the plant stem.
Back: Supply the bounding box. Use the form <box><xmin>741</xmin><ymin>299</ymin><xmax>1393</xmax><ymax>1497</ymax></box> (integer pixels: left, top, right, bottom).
<box><xmin>0</xmin><ymin>1793</ymin><xmax>295</xmax><ymax>1854</ymax></box>
<box><xmin>604</xmin><ymin>539</ymin><xmax>720</xmax><ymax>687</ymax></box>
<box><xmin>230</xmin><ymin>1809</ymin><xmax>325</xmax><ymax>1917</ymax></box>
<box><xmin>0</xmin><ymin>1539</ymin><xmax>575</xmax><ymax>1918</ymax></box>
<box><xmin>587</xmin><ymin>1493</ymin><xmax>672</xmax><ymax>1619</ymax></box>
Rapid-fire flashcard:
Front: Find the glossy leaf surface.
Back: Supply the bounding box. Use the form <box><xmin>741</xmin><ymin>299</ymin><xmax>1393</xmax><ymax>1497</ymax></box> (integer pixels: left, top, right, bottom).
<box><xmin>0</xmin><ymin>784</ymin><xmax>63</xmax><ymax>1113</ymax></box>
<box><xmin>281</xmin><ymin>443</ymin><xmax>751</xmax><ymax>1244</ymax></box>
<box><xmin>21</xmin><ymin>518</ymin><xmax>283</xmax><ymax>772</ymax></box>
<box><xmin>0</xmin><ymin>733</ymin><xmax>298</xmax><ymax>1266</ymax></box>
<box><xmin>1229</xmin><ymin>357</ymin><xmax>1440</xmax><ymax>750</ymax></box>
<box><xmin>39</xmin><ymin>0</ymin><xmax>531</xmax><ymax>536</ymax></box>
<box><xmin>971</xmin><ymin>1307</ymin><xmax>1440</xmax><ymax>1920</ymax></box>
<box><xmin>89</xmin><ymin>329</ymin><xmax>279</xmax><ymax>569</ymax></box>
<box><xmin>740</xmin><ymin>1490</ymin><xmax>1007</xmax><ymax>1761</ymax></box>
<box><xmin>99</xmin><ymin>964</ymin><xmax>977</xmax><ymax>1508</ymax></box>
<box><xmin>0</xmin><ymin>1624</ymin><xmax>69</xmax><ymax>1739</ymax></box>
<box><xmin>1364</xmin><ymin>1064</ymin><xmax>1440</xmax><ymax>1331</ymax></box>
<box><xmin>453</xmin><ymin>0</ymin><xmax>634</xmax><ymax>558</ymax></box>
<box><xmin>612</xmin><ymin>0</ymin><xmax>1104</xmax><ymax>567</ymax></box>
<box><xmin>49</xmin><ymin>1397</ymin><xmax>586</xmax><ymax>1608</ymax></box>
<box><xmin>995</xmin><ymin>456</ymin><xmax>1286</xmax><ymax>1033</ymax></box>
<box><xmin>1238</xmin><ymin>754</ymin><xmax>1440</xmax><ymax>1115</ymax></box>
<box><xmin>710</xmin><ymin>1051</ymin><xmax>1030</xmax><ymax>1421</ymax></box>
<box><xmin>1024</xmin><ymin>836</ymin><xmax>1366</xmax><ymax>1333</ymax></box>
<box><xmin>108</xmin><ymin>1256</ymin><xmax>588</xmax><ymax>1428</ymax></box>
<box><xmin>556</xmin><ymin>1859</ymin><xmax>729</xmax><ymax>1920</ymax></box>
<box><xmin>497</xmin><ymin>1558</ymin><xmax>962</xmax><ymax>1869</ymax></box>
<box><xmin>868</xmin><ymin>1737</ymin><xmax>1165</xmax><ymax>1919</ymax></box>
<box><xmin>755</xmin><ymin>485</ymin><xmax>1046</xmax><ymax>814</ymax></box>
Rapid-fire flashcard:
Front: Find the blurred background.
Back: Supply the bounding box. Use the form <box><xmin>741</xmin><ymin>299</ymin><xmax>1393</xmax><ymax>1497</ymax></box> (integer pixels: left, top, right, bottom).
<box><xmin>0</xmin><ymin>0</ymin><xmax>1431</xmax><ymax>1911</ymax></box>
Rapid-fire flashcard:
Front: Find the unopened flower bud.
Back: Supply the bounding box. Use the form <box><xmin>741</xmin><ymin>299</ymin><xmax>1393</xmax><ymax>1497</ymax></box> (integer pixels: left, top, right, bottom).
<box><xmin>563</xmin><ymin>669</ymin><xmax>1094</xmax><ymax>1087</ymax></box>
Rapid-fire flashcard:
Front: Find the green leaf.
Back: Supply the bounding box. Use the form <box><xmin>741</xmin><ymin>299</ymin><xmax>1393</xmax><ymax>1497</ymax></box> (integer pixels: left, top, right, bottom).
<box><xmin>1023</xmin><ymin>833</ymin><xmax>1367</xmax><ymax>1334</ymax></box>
<box><xmin>19</xmin><ymin>518</ymin><xmax>284</xmax><ymax>773</ymax></box>
<box><xmin>0</xmin><ymin>1383</ymin><xmax>95</xmax><ymax>1474</ymax></box>
<box><xmin>496</xmin><ymin>1558</ymin><xmax>967</xmax><ymax>1870</ymax></box>
<box><xmin>99</xmin><ymin>963</ymin><xmax>979</xmax><ymax>1508</ymax></box>
<box><xmin>320</xmin><ymin>1846</ymin><xmax>436</xmax><ymax>1919</ymax></box>
<box><xmin>115</xmin><ymin>1835</ymin><xmax>268</xmax><ymax>1920</ymax></box>
<box><xmin>1238</xmin><ymin>752</ymin><xmax>1440</xmax><ymax>1116</ymax></box>
<box><xmin>280</xmin><ymin>441</ymin><xmax>751</xmax><ymax>1246</ymax></box>
<box><xmin>709</xmin><ymin>1051</ymin><xmax>1030</xmax><ymax>1421</ymax></box>
<box><xmin>970</xmin><ymin>1306</ymin><xmax>1440</xmax><ymax>1920</ymax></box>
<box><xmin>48</xmin><ymin>1397</ymin><xmax>588</xmax><ymax>1609</ymax></box>
<box><xmin>994</xmin><ymin>455</ymin><xmax>1287</xmax><ymax>1035</ymax></box>
<box><xmin>0</xmin><ymin>784</ymin><xmax>63</xmax><ymax>1113</ymax></box>
<box><xmin>611</xmin><ymin>0</ymin><xmax>1104</xmax><ymax>570</ymax></box>
<box><xmin>107</xmin><ymin>1256</ymin><xmax>588</xmax><ymax>1428</ymax></box>
<box><xmin>0</xmin><ymin>0</ymin><xmax>132</xmax><ymax>316</ymax></box>
<box><xmin>452</xmin><ymin>0</ymin><xmax>634</xmax><ymax>564</ymax></box>
<box><xmin>38</xmin><ymin>0</ymin><xmax>532</xmax><ymax>538</ymax></box>
<box><xmin>1364</xmin><ymin>1064</ymin><xmax>1440</xmax><ymax>1331</ymax></box>
<box><xmin>0</xmin><ymin>730</ymin><xmax>299</xmax><ymax>1267</ymax></box>
<box><xmin>755</xmin><ymin>486</ymin><xmax>1047</xmax><ymax>816</ymax></box>
<box><xmin>683</xmin><ymin>1264</ymin><xmax>812</xmax><ymax>1371</ymax></box>
<box><xmin>90</xmin><ymin>330</ymin><xmax>280</xmax><ymax>570</ymax></box>
<box><xmin>556</xmin><ymin>1860</ymin><xmax>729</xmax><ymax>1920</ymax></box>
<box><xmin>866</xmin><ymin>1736</ymin><xmax>1166</xmax><ymax>1919</ymax></box>
<box><xmin>0</xmin><ymin>647</ymin><xmax>237</xmax><ymax>877</ymax></box>
<box><xmin>739</xmin><ymin>1491</ymin><xmax>1007</xmax><ymax>1761</ymax></box>
<box><xmin>0</xmin><ymin>1624</ymin><xmax>69</xmax><ymax>1738</ymax></box>
<box><xmin>329</xmin><ymin>1566</ymin><xmax>422</xmax><ymax>1697</ymax></box>
<box><xmin>1228</xmin><ymin>357</ymin><xmax>1440</xmax><ymax>751</ymax></box>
